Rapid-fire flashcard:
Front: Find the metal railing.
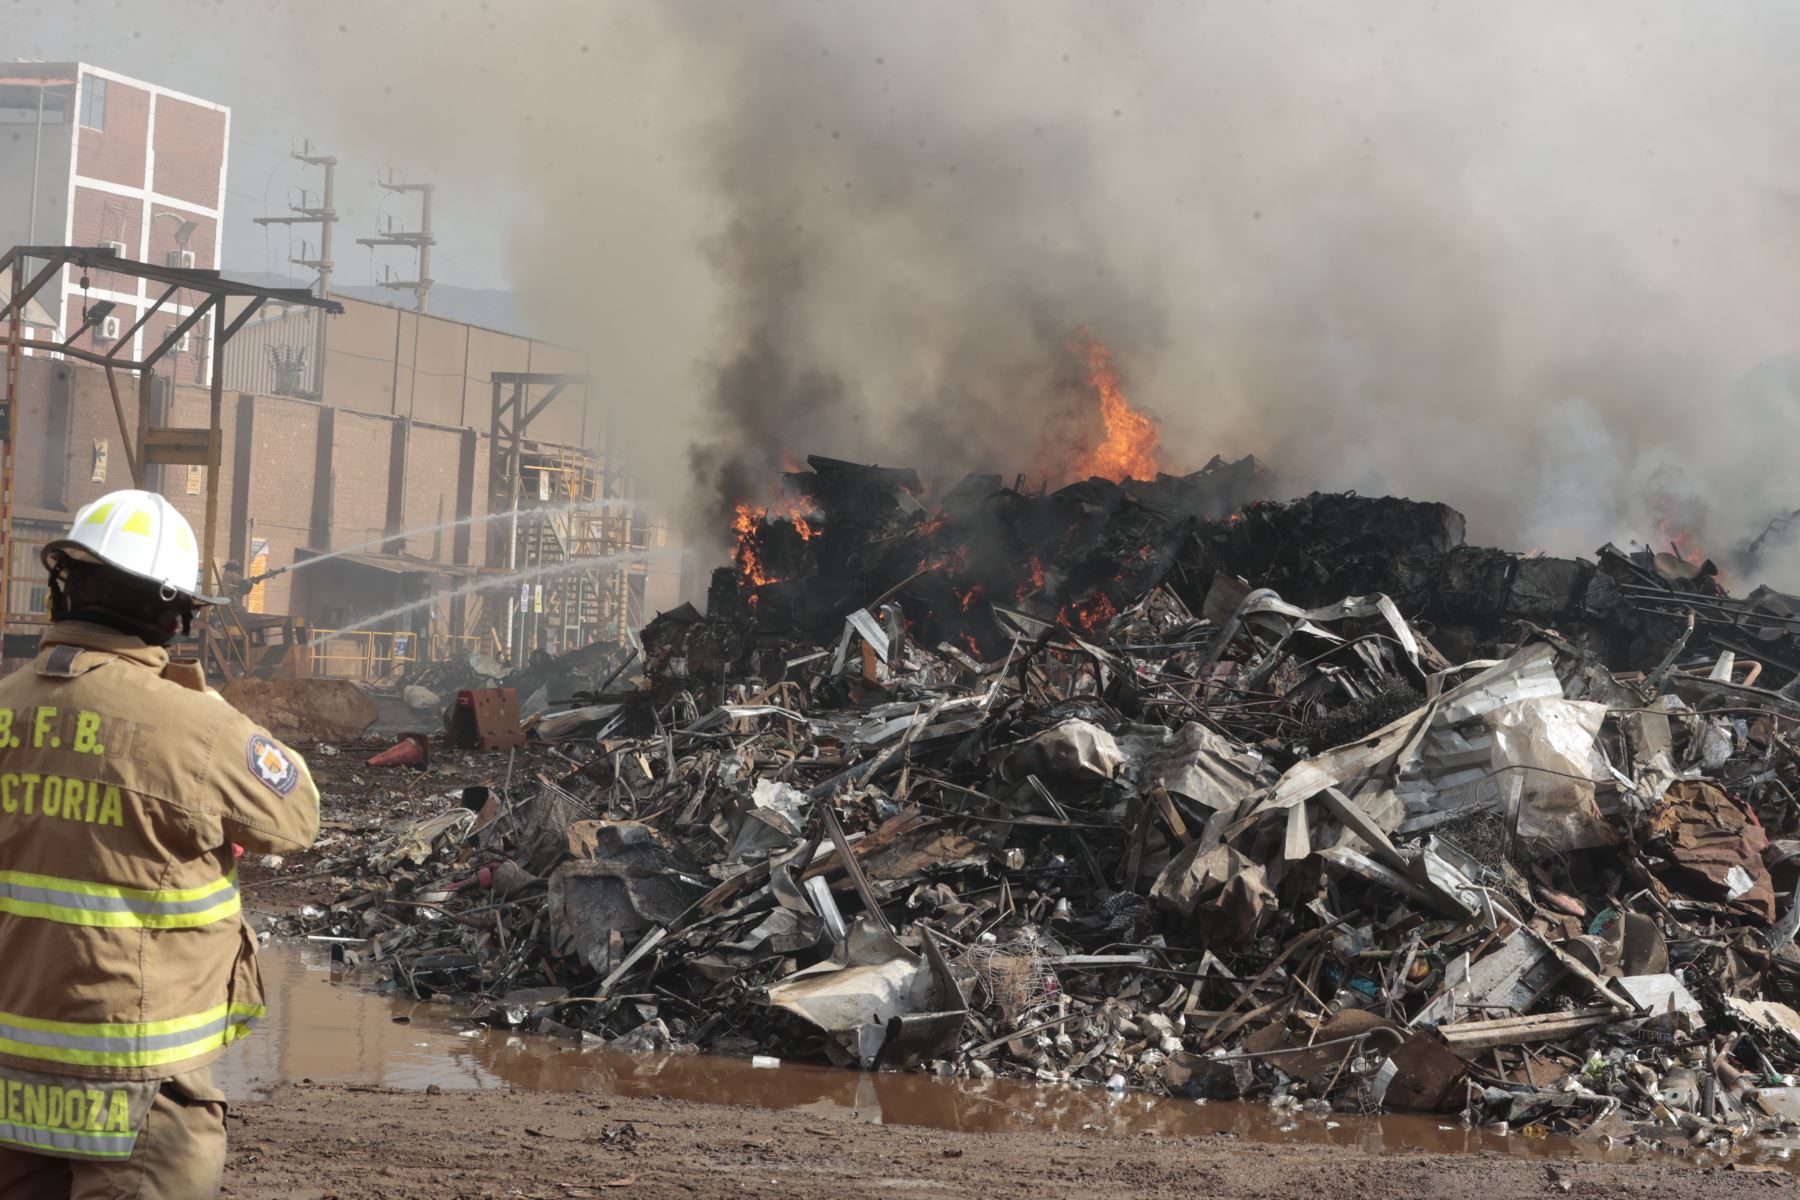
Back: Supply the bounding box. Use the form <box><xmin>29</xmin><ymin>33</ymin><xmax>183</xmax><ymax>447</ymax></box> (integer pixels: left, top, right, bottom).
<box><xmin>197</xmin><ymin>603</ymin><xmax>252</xmax><ymax>680</ymax></box>
<box><xmin>5</xmin><ymin>532</ymin><xmax>51</xmax><ymax>633</ymax></box>
<box><xmin>311</xmin><ymin>629</ymin><xmax>420</xmax><ymax>682</ymax></box>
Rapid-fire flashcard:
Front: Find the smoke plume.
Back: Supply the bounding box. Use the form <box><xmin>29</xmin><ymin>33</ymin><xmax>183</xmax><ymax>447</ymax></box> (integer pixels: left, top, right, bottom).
<box><xmin>33</xmin><ymin>1</ymin><xmax>1800</xmax><ymax>584</ymax></box>
<box><xmin>667</xmin><ymin>1</ymin><xmax>1800</xmax><ymax>588</ymax></box>
<box><xmin>670</xmin><ymin>1</ymin><xmax>1171</xmax><ymax>528</ymax></box>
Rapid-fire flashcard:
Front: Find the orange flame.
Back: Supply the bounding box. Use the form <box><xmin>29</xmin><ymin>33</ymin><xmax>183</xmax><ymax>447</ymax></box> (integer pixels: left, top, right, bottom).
<box><xmin>1058</xmin><ymin>590</ymin><xmax>1118</xmax><ymax>637</ymax></box>
<box><xmin>732</xmin><ymin>502</ymin><xmax>775</xmax><ymax>585</ymax></box>
<box><xmin>1013</xmin><ymin>556</ymin><xmax>1049</xmax><ymax>603</ymax></box>
<box><xmin>1654</xmin><ymin>514</ymin><xmax>1729</xmax><ymax>590</ymax></box>
<box><xmin>732</xmin><ymin>495</ymin><xmax>820</xmax><ymax>586</ymax></box>
<box><xmin>1657</xmin><ymin>516</ymin><xmax>1705</xmax><ymax>566</ymax></box>
<box><xmin>917</xmin><ymin>544</ymin><xmax>971</xmax><ymax>575</ymax></box>
<box><xmin>1072</xmin><ymin>331</ymin><xmax>1160</xmax><ymax>483</ymax></box>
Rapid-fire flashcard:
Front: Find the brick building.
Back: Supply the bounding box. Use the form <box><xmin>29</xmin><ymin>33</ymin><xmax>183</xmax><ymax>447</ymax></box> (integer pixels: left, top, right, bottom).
<box><xmin>0</xmin><ymin>62</ymin><xmax>227</xmax><ymax>387</ymax></box>
<box><xmin>4</xmin><ymin>293</ymin><xmax>678</xmax><ymax>674</ymax></box>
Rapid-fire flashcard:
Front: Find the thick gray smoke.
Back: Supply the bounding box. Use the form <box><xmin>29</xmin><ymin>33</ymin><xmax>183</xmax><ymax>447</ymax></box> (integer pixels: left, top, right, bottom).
<box><xmin>665</xmin><ymin>1</ymin><xmax>1800</xmax><ymax>587</ymax></box>
<box><xmin>33</xmin><ymin>1</ymin><xmax>1800</xmax><ymax>584</ymax></box>
<box><xmin>671</xmin><ymin>3</ymin><xmax>1169</xmax><ymax>526</ymax></box>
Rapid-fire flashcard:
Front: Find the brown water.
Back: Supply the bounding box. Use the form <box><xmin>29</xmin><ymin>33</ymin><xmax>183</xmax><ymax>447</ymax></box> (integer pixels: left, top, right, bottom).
<box><xmin>215</xmin><ymin>941</ymin><xmax>1795</xmax><ymax>1170</ymax></box>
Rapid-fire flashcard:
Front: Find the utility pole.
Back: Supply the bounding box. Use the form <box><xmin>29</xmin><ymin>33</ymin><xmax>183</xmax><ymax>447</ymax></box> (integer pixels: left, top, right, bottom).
<box><xmin>252</xmin><ymin>142</ymin><xmax>337</xmax><ymax>398</ymax></box>
<box><xmin>252</xmin><ymin>142</ymin><xmax>337</xmax><ymax>299</ymax></box>
<box><xmin>357</xmin><ymin>175</ymin><xmax>434</xmax><ymax>314</ymax></box>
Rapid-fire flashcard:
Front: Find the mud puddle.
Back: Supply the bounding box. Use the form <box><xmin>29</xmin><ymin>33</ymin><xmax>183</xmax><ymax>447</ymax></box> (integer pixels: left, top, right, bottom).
<box><xmin>216</xmin><ymin>941</ymin><xmax>1794</xmax><ymax>1170</ymax></box>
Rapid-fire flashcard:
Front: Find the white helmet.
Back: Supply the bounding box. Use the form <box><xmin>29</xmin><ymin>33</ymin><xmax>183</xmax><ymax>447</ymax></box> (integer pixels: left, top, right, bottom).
<box><xmin>42</xmin><ymin>490</ymin><xmax>220</xmax><ymax>605</ymax></box>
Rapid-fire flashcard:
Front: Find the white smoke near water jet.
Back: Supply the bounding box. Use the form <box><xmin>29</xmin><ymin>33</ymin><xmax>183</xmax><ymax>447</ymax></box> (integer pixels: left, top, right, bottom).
<box><xmin>37</xmin><ymin>2</ymin><xmax>1800</xmax><ymax>586</ymax></box>
<box><xmin>309</xmin><ymin>549</ymin><xmax>684</xmax><ymax>648</ymax></box>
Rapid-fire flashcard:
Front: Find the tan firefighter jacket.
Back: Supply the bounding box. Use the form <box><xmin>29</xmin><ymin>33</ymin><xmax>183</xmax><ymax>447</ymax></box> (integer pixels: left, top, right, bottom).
<box><xmin>0</xmin><ymin>622</ymin><xmax>319</xmax><ymax>1091</ymax></box>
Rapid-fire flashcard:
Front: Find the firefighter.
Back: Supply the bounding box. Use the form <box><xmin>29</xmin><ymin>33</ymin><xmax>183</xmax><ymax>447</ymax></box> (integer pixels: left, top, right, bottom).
<box><xmin>218</xmin><ymin>559</ymin><xmax>251</xmax><ymax>605</ymax></box>
<box><xmin>0</xmin><ymin>490</ymin><xmax>319</xmax><ymax>1199</ymax></box>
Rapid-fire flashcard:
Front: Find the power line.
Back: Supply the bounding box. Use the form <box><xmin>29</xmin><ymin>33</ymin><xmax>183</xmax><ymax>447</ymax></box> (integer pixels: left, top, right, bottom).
<box><xmin>356</xmin><ymin>173</ymin><xmax>434</xmax><ymax>312</ymax></box>
<box><xmin>225</xmin><ymin>136</ymin><xmax>512</xmax><ymax>288</ymax></box>
<box><xmin>251</xmin><ymin>142</ymin><xmax>337</xmax><ymax>300</ymax></box>
<box><xmin>227</xmin><ymin>135</ymin><xmax>510</xmax><ymax>230</ymax></box>
<box><xmin>223</xmin><ymin>189</ymin><xmax>511</xmax><ymax>283</ymax></box>
<box><xmin>226</xmin><ymin>173</ymin><xmax>508</xmax><ymax>266</ymax></box>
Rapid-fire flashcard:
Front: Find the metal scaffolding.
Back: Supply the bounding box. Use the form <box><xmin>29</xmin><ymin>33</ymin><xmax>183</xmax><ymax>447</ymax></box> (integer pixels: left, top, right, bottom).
<box><xmin>486</xmin><ymin>371</ymin><xmax>644</xmax><ymax>658</ymax></box>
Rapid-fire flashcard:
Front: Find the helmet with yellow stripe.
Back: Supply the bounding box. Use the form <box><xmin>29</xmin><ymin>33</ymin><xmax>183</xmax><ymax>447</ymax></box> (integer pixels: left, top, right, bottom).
<box><xmin>42</xmin><ymin>490</ymin><xmax>221</xmax><ymax>606</ymax></box>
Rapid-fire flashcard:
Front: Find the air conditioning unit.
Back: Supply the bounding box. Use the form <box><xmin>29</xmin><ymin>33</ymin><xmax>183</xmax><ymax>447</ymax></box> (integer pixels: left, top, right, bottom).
<box><xmin>100</xmin><ymin>239</ymin><xmax>127</xmax><ymax>258</ymax></box>
<box><xmin>96</xmin><ymin>315</ymin><xmax>121</xmax><ymax>343</ymax></box>
<box><xmin>166</xmin><ymin>249</ymin><xmax>195</xmax><ymax>270</ymax></box>
<box><xmin>176</xmin><ymin>329</ymin><xmax>191</xmax><ymax>353</ymax></box>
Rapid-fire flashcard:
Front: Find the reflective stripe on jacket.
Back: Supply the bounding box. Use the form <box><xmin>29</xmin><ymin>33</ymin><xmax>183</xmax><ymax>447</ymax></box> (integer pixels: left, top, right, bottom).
<box><xmin>0</xmin><ymin>867</ymin><xmax>240</xmax><ymax>929</ymax></box>
<box><xmin>0</xmin><ymin>1064</ymin><xmax>159</xmax><ymax>1159</ymax></box>
<box><xmin>0</xmin><ymin>622</ymin><xmax>320</xmax><ymax>1082</ymax></box>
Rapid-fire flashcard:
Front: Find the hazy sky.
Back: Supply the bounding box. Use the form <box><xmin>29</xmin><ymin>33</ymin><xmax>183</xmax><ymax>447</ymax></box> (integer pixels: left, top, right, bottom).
<box><xmin>19</xmin><ymin>1</ymin><xmax>1800</xmax><ymax>579</ymax></box>
<box><xmin>15</xmin><ymin>1</ymin><xmax>522</xmax><ymax>290</ymax></box>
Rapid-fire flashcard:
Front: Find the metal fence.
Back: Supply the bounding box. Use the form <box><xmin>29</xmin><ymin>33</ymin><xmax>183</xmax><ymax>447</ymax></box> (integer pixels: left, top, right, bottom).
<box><xmin>311</xmin><ymin>629</ymin><xmax>420</xmax><ymax>682</ymax></box>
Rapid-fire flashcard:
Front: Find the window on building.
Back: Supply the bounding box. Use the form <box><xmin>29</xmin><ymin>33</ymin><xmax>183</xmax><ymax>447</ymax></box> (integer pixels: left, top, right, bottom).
<box><xmin>78</xmin><ymin>76</ymin><xmax>105</xmax><ymax>131</ymax></box>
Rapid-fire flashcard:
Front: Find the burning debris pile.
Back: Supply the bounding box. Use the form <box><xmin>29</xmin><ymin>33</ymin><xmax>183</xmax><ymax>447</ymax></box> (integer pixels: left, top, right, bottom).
<box><xmin>281</xmin><ymin>453</ymin><xmax>1800</xmax><ymax>1154</ymax></box>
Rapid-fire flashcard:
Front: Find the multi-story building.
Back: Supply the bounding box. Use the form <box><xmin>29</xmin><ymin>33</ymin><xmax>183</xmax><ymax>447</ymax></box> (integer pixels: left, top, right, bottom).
<box><xmin>0</xmin><ymin>61</ymin><xmax>227</xmax><ymax>386</ymax></box>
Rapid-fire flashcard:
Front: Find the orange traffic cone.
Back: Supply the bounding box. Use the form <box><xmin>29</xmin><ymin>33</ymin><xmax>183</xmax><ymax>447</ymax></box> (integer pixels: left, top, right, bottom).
<box><xmin>366</xmin><ymin>733</ymin><xmax>430</xmax><ymax>769</ymax></box>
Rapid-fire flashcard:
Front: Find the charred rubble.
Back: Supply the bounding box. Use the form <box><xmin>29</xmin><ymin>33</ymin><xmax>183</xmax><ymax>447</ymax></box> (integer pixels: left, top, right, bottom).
<box><xmin>285</xmin><ymin>454</ymin><xmax>1800</xmax><ymax>1153</ymax></box>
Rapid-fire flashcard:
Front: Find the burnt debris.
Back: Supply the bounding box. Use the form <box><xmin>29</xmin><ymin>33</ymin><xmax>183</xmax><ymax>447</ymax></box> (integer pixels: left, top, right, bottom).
<box><xmin>281</xmin><ymin>454</ymin><xmax>1800</xmax><ymax>1153</ymax></box>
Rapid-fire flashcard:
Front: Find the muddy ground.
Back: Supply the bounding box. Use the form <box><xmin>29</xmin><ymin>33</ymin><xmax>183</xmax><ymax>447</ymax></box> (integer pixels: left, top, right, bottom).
<box><xmin>221</xmin><ymin>1083</ymin><xmax>1791</xmax><ymax>1200</ymax></box>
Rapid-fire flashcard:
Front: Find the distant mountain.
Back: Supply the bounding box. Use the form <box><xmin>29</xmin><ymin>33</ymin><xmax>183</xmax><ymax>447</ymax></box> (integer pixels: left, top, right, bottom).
<box><xmin>228</xmin><ymin>271</ymin><xmax>535</xmax><ymax>338</ymax></box>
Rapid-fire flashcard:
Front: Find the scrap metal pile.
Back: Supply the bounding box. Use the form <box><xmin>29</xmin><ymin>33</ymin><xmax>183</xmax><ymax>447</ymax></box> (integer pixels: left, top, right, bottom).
<box><xmin>289</xmin><ymin>455</ymin><xmax>1800</xmax><ymax>1151</ymax></box>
